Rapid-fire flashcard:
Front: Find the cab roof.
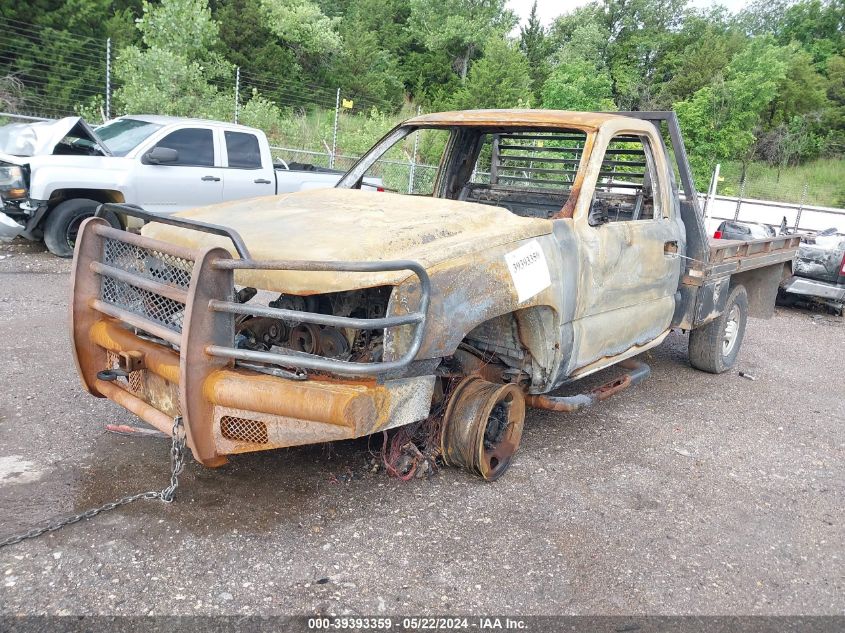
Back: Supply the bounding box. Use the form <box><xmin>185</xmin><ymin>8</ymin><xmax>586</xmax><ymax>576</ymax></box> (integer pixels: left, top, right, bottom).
<box><xmin>404</xmin><ymin>109</ymin><xmax>643</xmax><ymax>133</ymax></box>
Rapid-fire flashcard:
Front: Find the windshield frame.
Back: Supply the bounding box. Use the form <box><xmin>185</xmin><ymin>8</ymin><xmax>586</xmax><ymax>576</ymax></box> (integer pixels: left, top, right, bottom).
<box><xmin>336</xmin><ymin>125</ymin><xmax>420</xmax><ymax>190</ymax></box>
<box><xmin>335</xmin><ymin>122</ymin><xmax>594</xmax><ymax>218</ymax></box>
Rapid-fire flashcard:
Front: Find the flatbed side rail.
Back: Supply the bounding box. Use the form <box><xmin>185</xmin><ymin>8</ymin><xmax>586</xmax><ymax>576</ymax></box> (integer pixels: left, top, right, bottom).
<box><xmin>706</xmin><ymin>234</ymin><xmax>801</xmax><ymax>276</ymax></box>
<box><xmin>95</xmin><ymin>203</ymin><xmax>431</xmax><ymax>377</ymax></box>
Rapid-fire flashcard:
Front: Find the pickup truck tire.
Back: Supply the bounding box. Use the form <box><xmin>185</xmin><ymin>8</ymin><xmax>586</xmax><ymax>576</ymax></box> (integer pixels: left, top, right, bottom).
<box><xmin>688</xmin><ymin>284</ymin><xmax>748</xmax><ymax>374</ymax></box>
<box><xmin>43</xmin><ymin>198</ymin><xmax>120</xmax><ymax>258</ymax></box>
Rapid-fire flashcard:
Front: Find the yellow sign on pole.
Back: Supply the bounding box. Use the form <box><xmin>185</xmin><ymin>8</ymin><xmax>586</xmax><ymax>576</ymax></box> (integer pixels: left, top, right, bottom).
<box><xmin>342</xmin><ymin>98</ymin><xmax>354</xmax><ymax>109</ymax></box>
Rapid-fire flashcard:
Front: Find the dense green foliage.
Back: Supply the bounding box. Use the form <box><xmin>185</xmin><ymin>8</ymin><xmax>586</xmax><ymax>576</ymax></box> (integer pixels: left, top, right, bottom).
<box><xmin>1</xmin><ymin>0</ymin><xmax>843</xmax><ymax>195</ymax></box>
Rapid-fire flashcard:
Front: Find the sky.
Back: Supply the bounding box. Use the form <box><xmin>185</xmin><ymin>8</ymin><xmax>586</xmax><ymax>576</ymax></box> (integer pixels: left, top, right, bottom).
<box><xmin>507</xmin><ymin>0</ymin><xmax>751</xmax><ymax>28</ymax></box>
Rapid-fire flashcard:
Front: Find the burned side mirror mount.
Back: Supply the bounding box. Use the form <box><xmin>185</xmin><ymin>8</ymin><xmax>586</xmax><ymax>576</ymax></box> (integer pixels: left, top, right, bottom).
<box><xmin>588</xmin><ymin>202</ymin><xmax>609</xmax><ymax>227</ymax></box>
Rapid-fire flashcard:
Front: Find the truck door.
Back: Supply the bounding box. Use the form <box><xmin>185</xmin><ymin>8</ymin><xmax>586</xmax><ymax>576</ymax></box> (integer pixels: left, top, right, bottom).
<box><xmin>133</xmin><ymin>126</ymin><xmax>223</xmax><ymax>214</ymax></box>
<box><xmin>221</xmin><ymin>130</ymin><xmax>276</xmax><ymax>201</ymax></box>
<box><xmin>571</xmin><ymin>129</ymin><xmax>682</xmax><ymax>372</ymax></box>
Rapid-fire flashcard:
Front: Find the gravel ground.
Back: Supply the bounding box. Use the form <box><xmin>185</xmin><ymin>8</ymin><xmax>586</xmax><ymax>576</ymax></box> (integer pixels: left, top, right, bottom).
<box><xmin>0</xmin><ymin>240</ymin><xmax>842</xmax><ymax>616</ymax></box>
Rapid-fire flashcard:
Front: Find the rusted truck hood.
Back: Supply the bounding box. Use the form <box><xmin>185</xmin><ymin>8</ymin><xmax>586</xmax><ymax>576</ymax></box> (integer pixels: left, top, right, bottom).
<box><xmin>142</xmin><ymin>188</ymin><xmax>552</xmax><ymax>293</ymax></box>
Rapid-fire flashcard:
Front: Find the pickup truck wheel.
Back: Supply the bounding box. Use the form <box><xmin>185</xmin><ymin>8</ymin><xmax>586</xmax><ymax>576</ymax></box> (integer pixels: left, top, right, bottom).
<box><xmin>440</xmin><ymin>377</ymin><xmax>525</xmax><ymax>481</ymax></box>
<box><xmin>688</xmin><ymin>284</ymin><xmax>748</xmax><ymax>374</ymax></box>
<box><xmin>43</xmin><ymin>198</ymin><xmax>120</xmax><ymax>258</ymax></box>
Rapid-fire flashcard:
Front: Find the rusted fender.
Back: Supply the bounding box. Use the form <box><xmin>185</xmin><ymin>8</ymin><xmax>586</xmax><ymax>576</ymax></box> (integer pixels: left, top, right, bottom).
<box><xmin>385</xmin><ymin>233</ymin><xmax>569</xmax><ymax>364</ymax></box>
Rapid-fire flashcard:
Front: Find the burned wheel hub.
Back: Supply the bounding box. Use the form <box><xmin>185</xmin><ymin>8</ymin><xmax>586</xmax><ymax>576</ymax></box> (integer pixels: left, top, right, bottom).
<box><xmin>441</xmin><ymin>377</ymin><xmax>525</xmax><ymax>481</ymax></box>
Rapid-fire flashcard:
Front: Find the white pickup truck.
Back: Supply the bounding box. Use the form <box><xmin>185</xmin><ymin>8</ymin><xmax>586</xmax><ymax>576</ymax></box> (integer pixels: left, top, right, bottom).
<box><xmin>0</xmin><ymin>115</ymin><xmax>379</xmax><ymax>256</ymax></box>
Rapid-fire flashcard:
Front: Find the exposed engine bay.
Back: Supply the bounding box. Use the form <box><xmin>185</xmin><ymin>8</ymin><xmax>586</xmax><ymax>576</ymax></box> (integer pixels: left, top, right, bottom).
<box><xmin>234</xmin><ymin>285</ymin><xmax>392</xmax><ymax>362</ymax></box>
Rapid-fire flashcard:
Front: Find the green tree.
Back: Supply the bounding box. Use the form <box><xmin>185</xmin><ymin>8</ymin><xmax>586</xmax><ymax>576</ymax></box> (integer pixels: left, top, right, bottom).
<box><xmin>654</xmin><ymin>7</ymin><xmax>745</xmax><ymax>106</ymax></box>
<box><xmin>542</xmin><ymin>15</ymin><xmax>615</xmax><ymax>111</ymax></box>
<box><xmin>214</xmin><ymin>0</ymin><xmax>304</xmax><ymax>89</ymax></box>
<box><xmin>768</xmin><ymin>45</ymin><xmax>830</xmax><ymax>126</ymax></box>
<box><xmin>449</xmin><ymin>38</ymin><xmax>532</xmax><ymax>110</ymax></box>
<box><xmin>778</xmin><ymin>0</ymin><xmax>845</xmax><ymax>65</ymax></box>
<box><xmin>0</xmin><ymin>0</ymin><xmax>141</xmax><ymax>118</ymax></box>
<box><xmin>822</xmin><ymin>54</ymin><xmax>845</xmax><ymax>155</ymax></box>
<box><xmin>519</xmin><ymin>1</ymin><xmax>549</xmax><ymax>101</ymax></box>
<box><xmin>602</xmin><ymin>0</ymin><xmax>688</xmax><ymax>110</ymax></box>
<box><xmin>259</xmin><ymin>0</ymin><xmax>342</xmax><ymax>62</ymax></box>
<box><xmin>408</xmin><ymin>0</ymin><xmax>517</xmax><ymax>82</ymax></box>
<box><xmin>328</xmin><ymin>0</ymin><xmax>406</xmax><ymax>107</ymax></box>
<box><xmin>542</xmin><ymin>60</ymin><xmax>615</xmax><ymax>111</ymax></box>
<box><xmin>675</xmin><ymin>38</ymin><xmax>790</xmax><ymax>185</ymax></box>
<box><xmin>114</xmin><ymin>0</ymin><xmax>234</xmax><ymax>118</ymax></box>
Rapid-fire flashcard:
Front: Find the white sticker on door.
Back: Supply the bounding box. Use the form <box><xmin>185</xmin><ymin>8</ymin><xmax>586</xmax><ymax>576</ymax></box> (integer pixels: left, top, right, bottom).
<box><xmin>504</xmin><ymin>240</ymin><xmax>551</xmax><ymax>303</ymax></box>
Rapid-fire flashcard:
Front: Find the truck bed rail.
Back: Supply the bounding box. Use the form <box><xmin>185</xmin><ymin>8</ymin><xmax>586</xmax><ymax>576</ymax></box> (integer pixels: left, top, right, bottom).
<box><xmin>705</xmin><ymin>234</ymin><xmax>801</xmax><ymax>277</ymax></box>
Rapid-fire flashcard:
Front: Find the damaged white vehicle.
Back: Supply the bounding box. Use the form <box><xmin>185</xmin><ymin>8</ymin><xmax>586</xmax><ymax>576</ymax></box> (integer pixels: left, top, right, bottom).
<box><xmin>0</xmin><ymin>115</ymin><xmax>378</xmax><ymax>257</ymax></box>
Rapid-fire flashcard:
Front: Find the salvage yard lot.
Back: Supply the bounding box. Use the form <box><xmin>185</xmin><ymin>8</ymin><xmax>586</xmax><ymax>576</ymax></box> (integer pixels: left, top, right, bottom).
<box><xmin>0</xmin><ymin>240</ymin><xmax>842</xmax><ymax>615</ymax></box>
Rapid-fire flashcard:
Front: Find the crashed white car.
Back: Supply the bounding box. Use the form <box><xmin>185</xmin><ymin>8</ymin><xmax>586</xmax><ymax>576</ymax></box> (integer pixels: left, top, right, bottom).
<box><xmin>0</xmin><ymin>115</ymin><xmax>380</xmax><ymax>257</ymax></box>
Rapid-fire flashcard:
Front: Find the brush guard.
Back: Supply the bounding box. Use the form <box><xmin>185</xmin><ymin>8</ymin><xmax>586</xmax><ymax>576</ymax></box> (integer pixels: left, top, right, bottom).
<box><xmin>70</xmin><ymin>204</ymin><xmax>432</xmax><ymax>465</ymax></box>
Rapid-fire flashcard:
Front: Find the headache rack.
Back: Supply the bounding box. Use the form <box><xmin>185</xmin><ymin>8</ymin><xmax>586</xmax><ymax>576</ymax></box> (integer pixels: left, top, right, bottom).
<box><xmin>79</xmin><ymin>204</ymin><xmax>431</xmax><ymax>377</ymax></box>
<box><xmin>489</xmin><ymin>131</ymin><xmax>586</xmax><ymax>190</ymax></box>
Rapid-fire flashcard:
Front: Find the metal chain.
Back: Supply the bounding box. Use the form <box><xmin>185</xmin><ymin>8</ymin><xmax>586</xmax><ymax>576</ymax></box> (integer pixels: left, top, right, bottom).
<box><xmin>0</xmin><ymin>416</ymin><xmax>187</xmax><ymax>549</ymax></box>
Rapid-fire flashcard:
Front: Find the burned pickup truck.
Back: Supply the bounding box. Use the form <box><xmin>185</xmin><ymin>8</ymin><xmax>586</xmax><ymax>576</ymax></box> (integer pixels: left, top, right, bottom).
<box><xmin>70</xmin><ymin>110</ymin><xmax>798</xmax><ymax>480</ymax></box>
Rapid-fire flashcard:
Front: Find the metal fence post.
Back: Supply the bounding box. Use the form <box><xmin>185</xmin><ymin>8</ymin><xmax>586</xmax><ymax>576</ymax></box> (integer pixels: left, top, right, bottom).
<box><xmin>704</xmin><ymin>163</ymin><xmax>720</xmax><ymax>225</ymax></box>
<box><xmin>733</xmin><ymin>171</ymin><xmax>745</xmax><ymax>221</ymax></box>
<box><xmin>408</xmin><ymin>105</ymin><xmax>421</xmax><ymax>193</ymax></box>
<box><xmin>234</xmin><ymin>67</ymin><xmax>240</xmax><ymax>124</ymax></box>
<box><xmin>105</xmin><ymin>37</ymin><xmax>111</xmax><ymax>120</ymax></box>
<box><xmin>330</xmin><ymin>88</ymin><xmax>340</xmax><ymax>169</ymax></box>
<box><xmin>794</xmin><ymin>181</ymin><xmax>809</xmax><ymax>231</ymax></box>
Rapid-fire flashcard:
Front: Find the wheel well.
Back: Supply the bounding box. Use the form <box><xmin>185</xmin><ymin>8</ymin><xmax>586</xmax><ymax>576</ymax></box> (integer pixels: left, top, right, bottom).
<box><xmin>45</xmin><ymin>189</ymin><xmax>126</xmax><ymax>228</ymax></box>
<box><xmin>47</xmin><ymin>189</ymin><xmax>125</xmax><ymax>208</ymax></box>
<box><xmin>459</xmin><ymin>305</ymin><xmax>558</xmax><ymax>388</ymax></box>
<box><xmin>730</xmin><ymin>262</ymin><xmax>789</xmax><ymax>319</ymax></box>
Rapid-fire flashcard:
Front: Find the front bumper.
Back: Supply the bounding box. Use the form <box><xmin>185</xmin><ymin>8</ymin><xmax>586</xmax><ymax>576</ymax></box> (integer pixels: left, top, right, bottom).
<box><xmin>70</xmin><ymin>214</ymin><xmax>434</xmax><ymax>466</ymax></box>
<box><xmin>0</xmin><ymin>210</ymin><xmax>24</xmax><ymax>241</ymax></box>
<box><xmin>782</xmin><ymin>275</ymin><xmax>845</xmax><ymax>302</ymax></box>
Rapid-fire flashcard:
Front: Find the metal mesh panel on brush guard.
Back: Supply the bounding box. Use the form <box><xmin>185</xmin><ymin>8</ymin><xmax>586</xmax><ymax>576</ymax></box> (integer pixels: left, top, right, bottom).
<box><xmin>103</xmin><ymin>238</ymin><xmax>194</xmax><ymax>289</ymax></box>
<box><xmin>220</xmin><ymin>416</ymin><xmax>269</xmax><ymax>444</ymax></box>
<box><xmin>101</xmin><ymin>276</ymin><xmax>186</xmax><ymax>331</ymax></box>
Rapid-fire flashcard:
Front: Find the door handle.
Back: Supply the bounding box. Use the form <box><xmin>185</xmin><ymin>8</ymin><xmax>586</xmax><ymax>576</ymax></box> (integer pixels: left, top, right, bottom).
<box><xmin>201</xmin><ymin>175</ymin><xmax>221</xmax><ymax>182</ymax></box>
<box><xmin>254</xmin><ymin>178</ymin><xmax>272</xmax><ymax>184</ymax></box>
<box><xmin>664</xmin><ymin>240</ymin><xmax>679</xmax><ymax>254</ymax></box>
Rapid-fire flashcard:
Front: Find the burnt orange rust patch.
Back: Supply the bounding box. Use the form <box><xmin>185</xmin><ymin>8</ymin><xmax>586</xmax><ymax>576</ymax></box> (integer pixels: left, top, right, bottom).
<box><xmin>203</xmin><ymin>369</ymin><xmax>383</xmax><ymax>429</ymax></box>
<box><xmin>405</xmin><ymin>109</ymin><xmax>624</xmax><ymax>131</ymax></box>
<box><xmin>90</xmin><ymin>319</ymin><xmax>180</xmax><ymax>384</ymax></box>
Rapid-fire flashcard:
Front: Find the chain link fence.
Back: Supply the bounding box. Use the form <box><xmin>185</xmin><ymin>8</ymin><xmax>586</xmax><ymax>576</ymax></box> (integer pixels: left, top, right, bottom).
<box><xmin>718</xmin><ymin>171</ymin><xmax>843</xmax><ymax>209</ymax></box>
<box><xmin>271</xmin><ymin>147</ymin><xmax>439</xmax><ymax>195</ymax></box>
<box><xmin>2</xmin><ymin>16</ymin><xmax>843</xmax><ymax>217</ymax></box>
<box><xmin>703</xmin><ymin>165</ymin><xmax>845</xmax><ymax>235</ymax></box>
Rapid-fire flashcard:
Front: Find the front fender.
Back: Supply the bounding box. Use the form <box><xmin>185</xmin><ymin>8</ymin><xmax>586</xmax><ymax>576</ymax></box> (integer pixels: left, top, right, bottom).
<box><xmin>386</xmin><ymin>235</ymin><xmax>566</xmax><ymax>363</ymax></box>
<box><xmin>26</xmin><ymin>156</ymin><xmax>133</xmax><ymax>201</ymax></box>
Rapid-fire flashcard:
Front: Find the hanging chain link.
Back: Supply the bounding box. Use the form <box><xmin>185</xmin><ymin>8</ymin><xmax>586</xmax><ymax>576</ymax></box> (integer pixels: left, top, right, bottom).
<box><xmin>0</xmin><ymin>416</ymin><xmax>187</xmax><ymax>549</ymax></box>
